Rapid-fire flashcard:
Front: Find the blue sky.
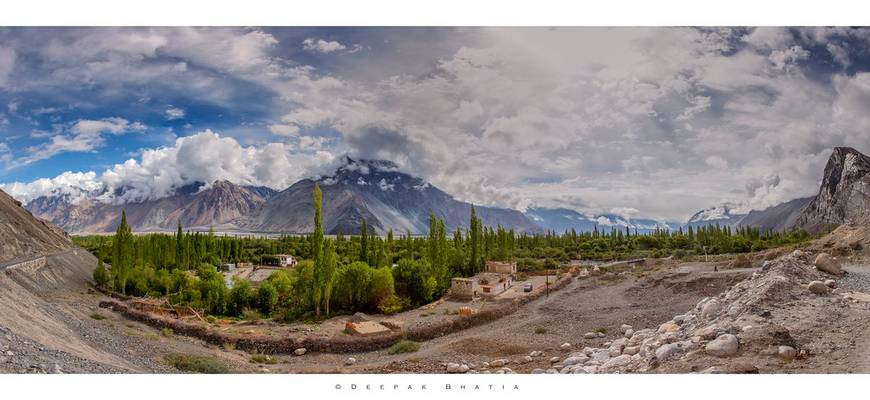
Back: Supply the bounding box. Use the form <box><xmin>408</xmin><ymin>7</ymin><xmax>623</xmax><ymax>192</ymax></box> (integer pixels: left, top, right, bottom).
<box><xmin>2</xmin><ymin>27</ymin><xmax>870</xmax><ymax>221</ymax></box>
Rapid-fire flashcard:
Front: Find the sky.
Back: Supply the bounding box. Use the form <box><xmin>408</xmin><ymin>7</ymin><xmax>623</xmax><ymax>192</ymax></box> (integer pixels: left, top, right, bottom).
<box><xmin>1</xmin><ymin>27</ymin><xmax>870</xmax><ymax>222</ymax></box>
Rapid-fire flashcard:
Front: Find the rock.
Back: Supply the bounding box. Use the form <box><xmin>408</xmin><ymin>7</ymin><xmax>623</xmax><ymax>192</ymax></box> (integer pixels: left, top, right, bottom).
<box><xmin>446</xmin><ymin>363</ymin><xmax>469</xmax><ymax>373</ymax></box>
<box><xmin>791</xmin><ymin>250</ymin><xmax>804</xmax><ymax>258</ymax></box>
<box><xmin>583</xmin><ymin>332</ymin><xmax>596</xmax><ymax>339</ymax></box>
<box><xmin>521</xmin><ymin>356</ymin><xmax>533</xmax><ymax>363</ymax></box>
<box><xmin>824</xmin><ymin>279</ymin><xmax>837</xmax><ymax>288</ymax></box>
<box><xmin>814</xmin><ymin>253</ymin><xmax>842</xmax><ymax>275</ymax></box>
<box><xmin>657</xmin><ymin>322</ymin><xmax>680</xmax><ymax>334</ymax></box>
<box><xmin>550</xmin><ymin>356</ymin><xmax>561</xmax><ymax>363</ymax></box>
<box><xmin>5</xmin><ymin>350</ymin><xmax>13</xmax><ymax>356</ymax></box>
<box><xmin>344</xmin><ymin>357</ymin><xmax>357</xmax><ymax>366</ymax></box>
<box><xmin>546</xmin><ymin>369</ymin><xmax>558</xmax><ymax>374</ymax></box>
<box><xmin>481</xmin><ymin>361</ymin><xmax>490</xmax><ymax>368</ymax></box>
<box><xmin>655</xmin><ymin>343</ymin><xmax>683</xmax><ymax>362</ymax></box>
<box><xmin>693</xmin><ymin>324</ymin><xmax>721</xmax><ymax>340</ymax></box>
<box><xmin>490</xmin><ymin>359</ymin><xmax>509</xmax><ymax>368</ymax></box>
<box><xmin>624</xmin><ymin>329</ymin><xmax>634</xmax><ymax>338</ymax></box>
<box><xmin>602</xmin><ymin>354</ymin><xmax>632</xmax><ymax>369</ymax></box>
<box><xmin>701</xmin><ymin>300</ymin><xmax>721</xmax><ymax>319</ymax></box>
<box><xmin>562</xmin><ymin>355</ymin><xmax>589</xmax><ymax>366</ymax></box>
<box><xmin>778</xmin><ymin>346</ymin><xmax>797</xmax><ymax>361</ymax></box>
<box><xmin>705</xmin><ymin>334</ymin><xmax>739</xmax><ymax>357</ymax></box>
<box><xmin>529</xmin><ymin>350</ymin><xmax>544</xmax><ymax>357</ymax></box>
<box><xmin>700</xmin><ymin>366</ymin><xmax>725</xmax><ymax>374</ymax></box>
<box><xmin>620</xmin><ymin>324</ymin><xmax>633</xmax><ymax>334</ymax></box>
<box><xmin>761</xmin><ymin>260</ymin><xmax>772</xmax><ymax>271</ymax></box>
<box><xmin>807</xmin><ymin>280</ymin><xmax>830</xmax><ymax>295</ymax></box>
<box><xmin>560</xmin><ymin>342</ymin><xmax>572</xmax><ymax>350</ymax></box>
<box><xmin>597</xmin><ymin>332</ymin><xmax>606</xmax><ymax>338</ymax></box>
<box><xmin>294</xmin><ymin>348</ymin><xmax>307</xmax><ymax>356</ymax></box>
<box><xmin>531</xmin><ymin>368</ymin><xmax>545</xmax><ymax>374</ymax></box>
<box><xmin>52</xmin><ymin>364</ymin><xmax>63</xmax><ymax>374</ymax></box>
<box><xmin>623</xmin><ymin>346</ymin><xmax>639</xmax><ymax>356</ymax></box>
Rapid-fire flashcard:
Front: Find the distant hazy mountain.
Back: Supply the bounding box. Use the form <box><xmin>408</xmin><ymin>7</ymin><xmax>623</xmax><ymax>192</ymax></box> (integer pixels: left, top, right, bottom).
<box><xmin>524</xmin><ymin>207</ymin><xmax>679</xmax><ymax>234</ymax></box>
<box><xmin>792</xmin><ymin>147</ymin><xmax>870</xmax><ymax>233</ymax></box>
<box><xmin>28</xmin><ymin>181</ymin><xmax>276</xmax><ymax>233</ymax></box>
<box><xmin>237</xmin><ymin>157</ymin><xmax>541</xmax><ymax>235</ymax></box>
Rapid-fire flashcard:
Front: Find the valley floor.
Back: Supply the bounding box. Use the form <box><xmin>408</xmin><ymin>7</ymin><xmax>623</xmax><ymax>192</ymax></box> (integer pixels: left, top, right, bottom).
<box><xmin>3</xmin><ymin>228</ymin><xmax>869</xmax><ymax>374</ymax></box>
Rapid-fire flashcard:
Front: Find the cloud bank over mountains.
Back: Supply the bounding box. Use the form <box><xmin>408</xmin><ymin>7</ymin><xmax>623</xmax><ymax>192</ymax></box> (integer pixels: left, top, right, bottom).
<box><xmin>2</xmin><ymin>27</ymin><xmax>870</xmax><ymax>221</ymax></box>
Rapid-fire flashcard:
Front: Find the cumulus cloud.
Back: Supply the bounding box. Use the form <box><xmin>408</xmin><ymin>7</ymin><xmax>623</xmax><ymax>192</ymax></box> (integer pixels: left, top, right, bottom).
<box><xmin>0</xmin><ymin>171</ymin><xmax>102</xmax><ymax>204</ymax></box>
<box><xmin>0</xmin><ymin>46</ymin><xmax>15</xmax><ymax>86</ymax></box>
<box><xmin>302</xmin><ymin>38</ymin><xmax>347</xmax><ymax>53</ymax></box>
<box><xmin>4</xmin><ymin>27</ymin><xmax>870</xmax><ymax>222</ymax></box>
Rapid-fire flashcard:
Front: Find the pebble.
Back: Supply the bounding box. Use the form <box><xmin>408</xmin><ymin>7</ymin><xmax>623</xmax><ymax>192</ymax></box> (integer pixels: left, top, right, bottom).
<box><xmin>620</xmin><ymin>324</ymin><xmax>633</xmax><ymax>334</ymax></box>
<box><xmin>293</xmin><ymin>348</ymin><xmax>307</xmax><ymax>356</ymax></box>
<box><xmin>549</xmin><ymin>356</ymin><xmax>561</xmax><ymax>363</ymax></box>
<box><xmin>583</xmin><ymin>332</ymin><xmax>596</xmax><ymax>339</ymax></box>
<box><xmin>344</xmin><ymin>357</ymin><xmax>357</xmax><ymax>366</ymax></box>
<box><xmin>531</xmin><ymin>368</ymin><xmax>545</xmax><ymax>374</ymax></box>
<box><xmin>560</xmin><ymin>342</ymin><xmax>572</xmax><ymax>350</ymax></box>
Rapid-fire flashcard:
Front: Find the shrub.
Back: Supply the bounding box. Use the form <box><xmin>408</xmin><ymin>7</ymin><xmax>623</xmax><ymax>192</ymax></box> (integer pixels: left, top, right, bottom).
<box><xmin>595</xmin><ymin>327</ymin><xmax>607</xmax><ymax>334</ymax></box>
<box><xmin>164</xmin><ymin>353</ymin><xmax>229</xmax><ymax>374</ymax></box>
<box><xmin>256</xmin><ymin>282</ymin><xmax>278</xmax><ymax>316</ymax></box>
<box><xmin>93</xmin><ymin>260</ymin><xmax>110</xmax><ymax>288</ymax></box>
<box><xmin>161</xmin><ymin>328</ymin><xmax>174</xmax><ymax>337</ymax></box>
<box><xmin>222</xmin><ymin>342</ymin><xmax>235</xmax><ymax>351</ymax></box>
<box><xmin>388</xmin><ymin>339</ymin><xmax>420</xmax><ymax>354</ymax></box>
<box><xmin>90</xmin><ymin>312</ymin><xmax>106</xmax><ymax>320</ymax></box>
<box><xmin>377</xmin><ymin>295</ymin><xmax>409</xmax><ymax>315</ymax></box>
<box><xmin>241</xmin><ymin>308</ymin><xmax>262</xmax><ymax>321</ymax></box>
<box><xmin>534</xmin><ymin>327</ymin><xmax>547</xmax><ymax>334</ymax></box>
<box><xmin>250</xmin><ymin>353</ymin><xmax>277</xmax><ymax>364</ymax></box>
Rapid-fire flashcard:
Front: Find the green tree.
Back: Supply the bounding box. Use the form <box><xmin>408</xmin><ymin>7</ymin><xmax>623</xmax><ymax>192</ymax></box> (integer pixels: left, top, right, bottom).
<box><xmin>256</xmin><ymin>282</ymin><xmax>278</xmax><ymax>316</ymax></box>
<box><xmin>112</xmin><ymin>210</ymin><xmax>134</xmax><ymax>294</ymax></box>
<box><xmin>93</xmin><ymin>258</ymin><xmax>110</xmax><ymax>288</ymax></box>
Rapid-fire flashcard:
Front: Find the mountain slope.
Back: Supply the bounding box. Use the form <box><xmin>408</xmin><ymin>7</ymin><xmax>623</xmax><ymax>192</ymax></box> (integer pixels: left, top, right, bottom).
<box><xmin>684</xmin><ymin>205</ymin><xmax>746</xmax><ymax>230</ymax></box>
<box><xmin>28</xmin><ymin>181</ymin><xmax>276</xmax><ymax>233</ymax></box>
<box><xmin>0</xmin><ymin>188</ymin><xmax>72</xmax><ymax>262</ymax></box>
<box><xmin>792</xmin><ymin>147</ymin><xmax>870</xmax><ymax>233</ymax></box>
<box><xmin>238</xmin><ymin>158</ymin><xmax>541</xmax><ymax>235</ymax></box>
<box><xmin>735</xmin><ymin>196</ymin><xmax>812</xmax><ymax>232</ymax></box>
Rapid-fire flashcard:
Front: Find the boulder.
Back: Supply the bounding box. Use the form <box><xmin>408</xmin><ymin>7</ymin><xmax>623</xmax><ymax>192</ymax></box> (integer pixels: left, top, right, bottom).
<box><xmin>560</xmin><ymin>342</ymin><xmax>573</xmax><ymax>350</ymax></box>
<box><xmin>446</xmin><ymin>363</ymin><xmax>469</xmax><ymax>373</ymax></box>
<box><xmin>777</xmin><ymin>346</ymin><xmax>797</xmax><ymax>361</ymax></box>
<box><xmin>620</xmin><ymin>324</ymin><xmax>633</xmax><ymax>334</ymax></box>
<box><xmin>693</xmin><ymin>324</ymin><xmax>721</xmax><ymax>340</ymax></box>
<box><xmin>294</xmin><ymin>348</ymin><xmax>307</xmax><ymax>356</ymax></box>
<box><xmin>549</xmin><ymin>356</ymin><xmax>561</xmax><ymax>363</ymax></box>
<box><xmin>562</xmin><ymin>354</ymin><xmax>589</xmax><ymax>366</ymax></box>
<box><xmin>583</xmin><ymin>332</ymin><xmax>596</xmax><ymax>339</ymax></box>
<box><xmin>814</xmin><ymin>253</ymin><xmax>842</xmax><ymax>275</ymax></box>
<box><xmin>624</xmin><ymin>329</ymin><xmax>634</xmax><ymax>338</ymax></box>
<box><xmin>824</xmin><ymin>279</ymin><xmax>837</xmax><ymax>288</ymax></box>
<box><xmin>705</xmin><ymin>334</ymin><xmax>738</xmax><ymax>357</ymax></box>
<box><xmin>344</xmin><ymin>357</ymin><xmax>357</xmax><ymax>366</ymax></box>
<box><xmin>791</xmin><ymin>250</ymin><xmax>804</xmax><ymax>258</ymax></box>
<box><xmin>597</xmin><ymin>332</ymin><xmax>606</xmax><ymax>338</ymax></box>
<box><xmin>807</xmin><ymin>280</ymin><xmax>830</xmax><ymax>295</ymax></box>
<box><xmin>654</xmin><ymin>343</ymin><xmax>683</xmax><ymax>362</ymax></box>
<box><xmin>531</xmin><ymin>368</ymin><xmax>545</xmax><ymax>374</ymax></box>
<box><xmin>700</xmin><ymin>300</ymin><xmax>721</xmax><ymax>319</ymax></box>
<box><xmin>529</xmin><ymin>350</ymin><xmax>544</xmax><ymax>357</ymax></box>
<box><xmin>657</xmin><ymin>322</ymin><xmax>680</xmax><ymax>334</ymax></box>
<box><xmin>490</xmin><ymin>359</ymin><xmax>509</xmax><ymax>368</ymax></box>
<box><xmin>623</xmin><ymin>346</ymin><xmax>639</xmax><ymax>356</ymax></box>
<box><xmin>602</xmin><ymin>354</ymin><xmax>632</xmax><ymax>369</ymax></box>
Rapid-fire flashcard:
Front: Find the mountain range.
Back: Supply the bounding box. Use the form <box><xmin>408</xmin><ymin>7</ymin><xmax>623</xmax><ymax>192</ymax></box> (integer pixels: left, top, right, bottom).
<box><xmin>18</xmin><ymin>147</ymin><xmax>870</xmax><ymax>236</ymax></box>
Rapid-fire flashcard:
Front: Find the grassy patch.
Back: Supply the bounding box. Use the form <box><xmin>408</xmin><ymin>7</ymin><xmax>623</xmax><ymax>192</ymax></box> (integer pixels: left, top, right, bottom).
<box><xmin>595</xmin><ymin>327</ymin><xmax>607</xmax><ymax>334</ymax></box>
<box><xmin>164</xmin><ymin>353</ymin><xmax>229</xmax><ymax>374</ymax></box>
<box><xmin>89</xmin><ymin>313</ymin><xmax>106</xmax><ymax>320</ymax></box>
<box><xmin>222</xmin><ymin>342</ymin><xmax>236</xmax><ymax>351</ymax></box>
<box><xmin>388</xmin><ymin>339</ymin><xmax>420</xmax><ymax>354</ymax></box>
<box><xmin>534</xmin><ymin>327</ymin><xmax>547</xmax><ymax>334</ymax></box>
<box><xmin>161</xmin><ymin>328</ymin><xmax>174</xmax><ymax>337</ymax></box>
<box><xmin>250</xmin><ymin>353</ymin><xmax>277</xmax><ymax>364</ymax></box>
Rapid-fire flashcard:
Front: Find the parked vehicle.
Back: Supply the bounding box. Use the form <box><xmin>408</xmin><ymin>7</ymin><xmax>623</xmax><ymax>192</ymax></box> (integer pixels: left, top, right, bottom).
<box><xmin>523</xmin><ymin>283</ymin><xmax>533</xmax><ymax>292</ymax></box>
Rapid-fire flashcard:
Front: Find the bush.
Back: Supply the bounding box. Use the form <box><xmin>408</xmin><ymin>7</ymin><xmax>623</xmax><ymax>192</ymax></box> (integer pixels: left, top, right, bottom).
<box><xmin>161</xmin><ymin>328</ymin><xmax>174</xmax><ymax>337</ymax></box>
<box><xmin>250</xmin><ymin>353</ymin><xmax>277</xmax><ymax>364</ymax></box>
<box><xmin>377</xmin><ymin>295</ymin><xmax>409</xmax><ymax>315</ymax></box>
<box><xmin>241</xmin><ymin>308</ymin><xmax>262</xmax><ymax>321</ymax></box>
<box><xmin>93</xmin><ymin>260</ymin><xmax>110</xmax><ymax>288</ymax></box>
<box><xmin>388</xmin><ymin>339</ymin><xmax>420</xmax><ymax>354</ymax></box>
<box><xmin>256</xmin><ymin>282</ymin><xmax>278</xmax><ymax>316</ymax></box>
<box><xmin>164</xmin><ymin>353</ymin><xmax>229</xmax><ymax>373</ymax></box>
<box><xmin>534</xmin><ymin>327</ymin><xmax>547</xmax><ymax>334</ymax></box>
<box><xmin>90</xmin><ymin>312</ymin><xmax>106</xmax><ymax>320</ymax></box>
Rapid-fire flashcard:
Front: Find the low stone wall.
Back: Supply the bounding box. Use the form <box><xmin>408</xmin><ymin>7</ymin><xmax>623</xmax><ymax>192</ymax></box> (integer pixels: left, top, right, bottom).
<box><xmin>99</xmin><ymin>272</ymin><xmax>575</xmax><ymax>354</ymax></box>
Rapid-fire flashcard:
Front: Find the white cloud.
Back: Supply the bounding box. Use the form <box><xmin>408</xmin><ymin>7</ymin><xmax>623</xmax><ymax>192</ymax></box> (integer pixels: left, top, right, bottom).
<box><xmin>0</xmin><ymin>171</ymin><xmax>102</xmax><ymax>204</ymax></box>
<box><xmin>15</xmin><ymin>117</ymin><xmax>146</xmax><ymax>167</ymax></box>
<box><xmin>165</xmin><ymin>107</ymin><xmax>185</xmax><ymax>120</ymax></box>
<box><xmin>302</xmin><ymin>38</ymin><xmax>347</xmax><ymax>53</ymax></box>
